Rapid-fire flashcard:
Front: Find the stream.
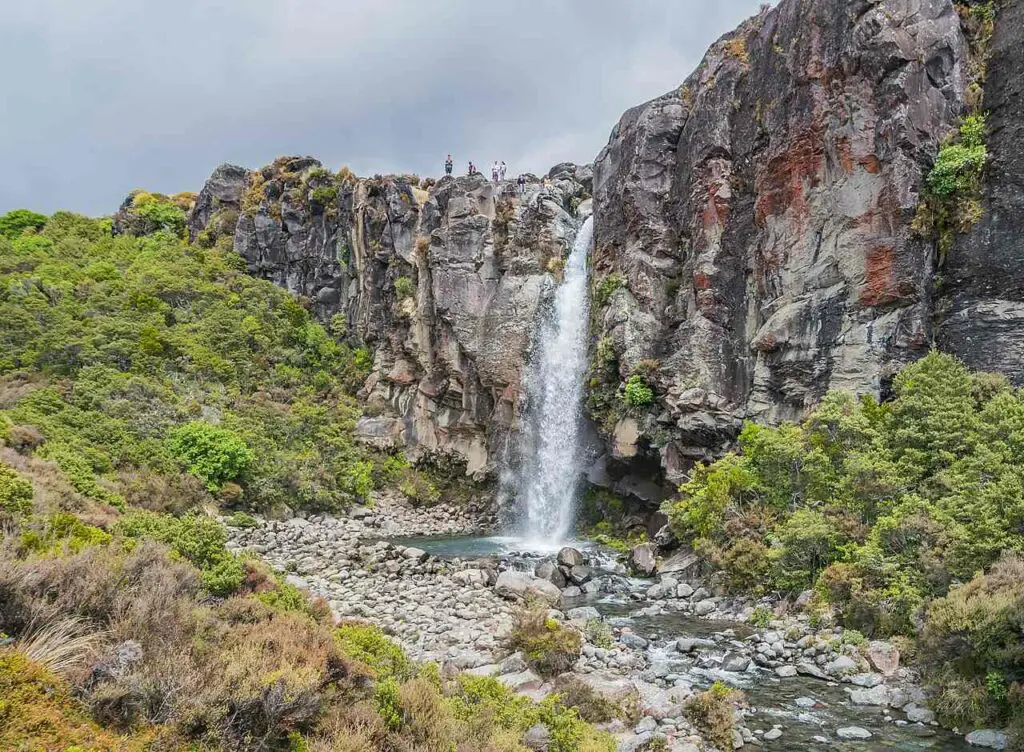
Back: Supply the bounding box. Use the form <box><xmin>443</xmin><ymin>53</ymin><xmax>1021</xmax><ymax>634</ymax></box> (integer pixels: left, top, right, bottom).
<box><xmin>389</xmin><ymin>534</ymin><xmax>973</xmax><ymax>751</ymax></box>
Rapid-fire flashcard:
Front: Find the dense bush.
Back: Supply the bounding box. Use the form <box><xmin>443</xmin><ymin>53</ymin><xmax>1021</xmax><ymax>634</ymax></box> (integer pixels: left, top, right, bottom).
<box><xmin>919</xmin><ymin>553</ymin><xmax>1024</xmax><ymax>739</ymax></box>
<box><xmin>0</xmin><ymin>209</ymin><xmax>48</xmax><ymax>239</ymax></box>
<box><xmin>623</xmin><ymin>374</ymin><xmax>654</xmax><ymax>407</ymax></box>
<box><xmin>508</xmin><ymin>605</ymin><xmax>583</xmax><ymax>677</ymax></box>
<box><xmin>664</xmin><ymin>352</ymin><xmax>1024</xmax><ymax>636</ymax></box>
<box><xmin>0</xmin><ymin>463</ymin><xmax>33</xmax><ymax>518</ymax></box>
<box><xmin>0</xmin><ymin>211</ymin><xmax>376</xmax><ymax>513</ymax></box>
<box><xmin>685</xmin><ymin>682</ymin><xmax>746</xmax><ymax>751</ymax></box>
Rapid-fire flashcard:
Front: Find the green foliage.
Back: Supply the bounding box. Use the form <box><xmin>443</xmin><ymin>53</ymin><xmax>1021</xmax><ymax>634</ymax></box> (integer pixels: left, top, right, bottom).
<box><xmin>19</xmin><ymin>512</ymin><xmax>112</xmax><ymax>555</ymax></box>
<box><xmin>509</xmin><ymin>607</ymin><xmax>582</xmax><ymax>678</ymax></box>
<box><xmin>0</xmin><ymin>463</ymin><xmax>33</xmax><ymax>518</ymax></box>
<box><xmin>226</xmin><ymin>510</ymin><xmax>259</xmax><ymax>528</ymax></box>
<box><xmin>0</xmin><ymin>211</ymin><xmax>378</xmax><ymax>513</ymax></box>
<box><xmin>335</xmin><ymin>622</ymin><xmax>413</xmax><ymax>680</ymax></box>
<box><xmin>920</xmin><ymin>553</ymin><xmax>1024</xmax><ymax>732</ymax></box>
<box><xmin>129</xmin><ymin>192</ymin><xmax>188</xmax><ymax>237</ymax></box>
<box><xmin>168</xmin><ymin>421</ymin><xmax>253</xmax><ymax>492</ymax></box>
<box><xmin>749</xmin><ymin>605</ymin><xmax>772</xmax><ymax>628</ymax></box>
<box><xmin>623</xmin><ymin>374</ymin><xmax>654</xmax><ymax>407</ymax></box>
<box><xmin>914</xmin><ymin>114</ymin><xmax>988</xmax><ymax>261</ymax></box>
<box><xmin>685</xmin><ymin>682</ymin><xmax>745</xmax><ymax>751</ymax></box>
<box><xmin>114</xmin><ymin>510</ymin><xmax>243</xmax><ymax>595</ymax></box>
<box><xmin>394</xmin><ymin>276</ymin><xmax>415</xmax><ymax>300</ymax></box>
<box><xmin>593</xmin><ymin>273</ymin><xmax>625</xmax><ymax>308</ymax></box>
<box><xmin>0</xmin><ymin>209</ymin><xmax>48</xmax><ymax>239</ymax></box>
<box><xmin>375</xmin><ymin>676</ymin><xmax>404</xmax><ymax>730</ymax></box>
<box><xmin>663</xmin><ymin>352</ymin><xmax>1024</xmax><ymax>637</ymax></box>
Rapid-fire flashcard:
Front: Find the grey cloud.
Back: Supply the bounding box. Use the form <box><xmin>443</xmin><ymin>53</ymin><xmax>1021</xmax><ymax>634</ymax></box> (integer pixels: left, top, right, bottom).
<box><xmin>1</xmin><ymin>0</ymin><xmax>766</xmax><ymax>215</ymax></box>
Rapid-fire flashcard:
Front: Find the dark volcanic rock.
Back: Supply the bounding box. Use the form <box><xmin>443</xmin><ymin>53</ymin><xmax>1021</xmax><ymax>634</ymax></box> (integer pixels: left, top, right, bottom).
<box><xmin>187</xmin><ymin>163</ymin><xmax>248</xmax><ymax>244</ymax></box>
<box><xmin>937</xmin><ymin>0</ymin><xmax>1024</xmax><ymax>382</ymax></box>
<box><xmin>591</xmin><ymin>0</ymin><xmax>972</xmax><ymax>483</ymax></box>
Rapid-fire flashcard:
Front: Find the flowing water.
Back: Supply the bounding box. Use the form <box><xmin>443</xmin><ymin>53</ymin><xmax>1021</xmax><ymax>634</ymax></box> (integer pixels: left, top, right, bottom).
<box><xmin>516</xmin><ymin>216</ymin><xmax>594</xmax><ymax>546</ymax></box>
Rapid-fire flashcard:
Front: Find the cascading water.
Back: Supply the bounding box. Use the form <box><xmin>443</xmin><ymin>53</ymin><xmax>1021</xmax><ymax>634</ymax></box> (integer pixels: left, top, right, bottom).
<box><xmin>517</xmin><ymin>216</ymin><xmax>594</xmax><ymax>546</ymax></box>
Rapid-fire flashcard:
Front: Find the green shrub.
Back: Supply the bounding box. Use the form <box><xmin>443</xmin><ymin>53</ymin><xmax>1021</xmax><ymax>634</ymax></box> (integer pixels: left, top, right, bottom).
<box><xmin>685</xmin><ymin>682</ymin><xmax>745</xmax><ymax>751</ymax></box>
<box><xmin>622</xmin><ymin>374</ymin><xmax>654</xmax><ymax>407</ymax></box>
<box><xmin>335</xmin><ymin>622</ymin><xmax>413</xmax><ymax>680</ymax></box>
<box><xmin>226</xmin><ymin>511</ymin><xmax>259</xmax><ymax>528</ymax></box>
<box><xmin>749</xmin><ymin>605</ymin><xmax>772</xmax><ymax>628</ymax></box>
<box><xmin>593</xmin><ymin>273</ymin><xmax>625</xmax><ymax>307</ymax></box>
<box><xmin>168</xmin><ymin>421</ymin><xmax>253</xmax><ymax>492</ymax></box>
<box><xmin>19</xmin><ymin>513</ymin><xmax>112</xmax><ymax>555</ymax></box>
<box><xmin>394</xmin><ymin>276</ymin><xmax>415</xmax><ymax>300</ymax></box>
<box><xmin>0</xmin><ymin>464</ymin><xmax>33</xmax><ymax>518</ymax></box>
<box><xmin>114</xmin><ymin>510</ymin><xmax>243</xmax><ymax>595</ymax></box>
<box><xmin>509</xmin><ymin>607</ymin><xmax>582</xmax><ymax>678</ymax></box>
<box><xmin>0</xmin><ymin>209</ymin><xmax>48</xmax><ymax>239</ymax></box>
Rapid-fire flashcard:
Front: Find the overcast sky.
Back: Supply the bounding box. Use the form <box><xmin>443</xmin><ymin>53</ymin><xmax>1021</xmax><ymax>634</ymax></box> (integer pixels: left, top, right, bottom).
<box><xmin>2</xmin><ymin>0</ymin><xmax>766</xmax><ymax>216</ymax></box>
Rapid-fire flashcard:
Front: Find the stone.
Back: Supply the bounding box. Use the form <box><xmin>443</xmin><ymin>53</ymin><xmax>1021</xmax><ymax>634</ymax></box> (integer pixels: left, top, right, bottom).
<box><xmin>523</xmin><ymin>723</ymin><xmax>550</xmax><ymax>751</ymax></box>
<box><xmin>676</xmin><ymin>638</ymin><xmax>715</xmax><ymax>653</ymax></box>
<box><xmin>693</xmin><ymin>599</ymin><xmax>716</xmax><ymax>616</ymax></box>
<box><xmin>794</xmin><ymin>697</ymin><xmax>817</xmax><ymax>709</ymax></box>
<box><xmin>836</xmin><ymin>727</ymin><xmax>872</xmax><ymax>740</ymax></box>
<box><xmin>566</xmin><ymin>606</ymin><xmax>600</xmax><ymax>623</ymax></box>
<box><xmin>722</xmin><ymin>653</ymin><xmax>750</xmax><ymax>672</ymax></box>
<box><xmin>676</xmin><ymin>583</ymin><xmax>694</xmax><ymax>599</ymax></box>
<box><xmin>763</xmin><ymin>728</ymin><xmax>783</xmax><ymax>741</ymax></box>
<box><xmin>849</xmin><ymin>673</ymin><xmax>884</xmax><ymax>687</ymax></box>
<box><xmin>826</xmin><ymin>655</ymin><xmax>858</xmax><ymax>676</ymax></box>
<box><xmin>795</xmin><ymin>662</ymin><xmax>827</xmax><ymax>680</ymax></box>
<box><xmin>866</xmin><ymin>640</ymin><xmax>900</xmax><ymax>677</ymax></box>
<box><xmin>629</xmin><ymin>543</ymin><xmax>658</xmax><ymax>576</ymax></box>
<box><xmin>494</xmin><ymin>571</ymin><xmax>561</xmax><ymax>604</ymax></box>
<box><xmin>500</xmin><ymin>653</ymin><xmax>528</xmax><ymax>674</ymax></box>
<box><xmin>498</xmin><ymin>669</ymin><xmax>544</xmax><ymax>691</ymax></box>
<box><xmin>402</xmin><ymin>547</ymin><xmax>427</xmax><ymax>562</ymax></box>
<box><xmin>620</xmin><ymin>632</ymin><xmax>649</xmax><ymax>650</ymax></box>
<box><xmin>849</xmin><ymin>685</ymin><xmax>890</xmax><ymax>706</ymax></box>
<box><xmin>568</xmin><ymin>565</ymin><xmax>593</xmax><ymax>585</ymax></box>
<box><xmin>903</xmin><ymin>703</ymin><xmax>936</xmax><ymax>724</ymax></box>
<box><xmin>774</xmin><ymin>665</ymin><xmax>797</xmax><ymax>678</ymax></box>
<box><xmin>635</xmin><ymin>717</ymin><xmax>658</xmax><ymax>734</ymax></box>
<box><xmin>658</xmin><ymin>549</ymin><xmax>700</xmax><ymax>576</ymax></box>
<box><xmin>557</xmin><ymin>547</ymin><xmax>584</xmax><ymax>568</ymax></box>
<box><xmin>965</xmin><ymin>730</ymin><xmax>1009</xmax><ymax>750</ymax></box>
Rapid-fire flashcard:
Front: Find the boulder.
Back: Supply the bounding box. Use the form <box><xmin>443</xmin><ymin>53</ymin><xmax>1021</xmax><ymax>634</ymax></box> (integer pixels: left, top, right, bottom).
<box><xmin>826</xmin><ymin>655</ymin><xmax>858</xmax><ymax>677</ymax></box>
<box><xmin>795</xmin><ymin>662</ymin><xmax>827</xmax><ymax>680</ymax></box>
<box><xmin>848</xmin><ymin>685</ymin><xmax>890</xmax><ymax>706</ymax></box>
<box><xmin>903</xmin><ymin>703</ymin><xmax>936</xmax><ymax>724</ymax></box>
<box><xmin>566</xmin><ymin>606</ymin><xmax>600</xmax><ymax>623</ymax></box>
<box><xmin>494</xmin><ymin>571</ymin><xmax>561</xmax><ymax>604</ymax></box>
<box><xmin>836</xmin><ymin>727</ymin><xmax>872</xmax><ymax>740</ymax></box>
<box><xmin>866</xmin><ymin>640</ymin><xmax>900</xmax><ymax>677</ymax></box>
<box><xmin>523</xmin><ymin>723</ymin><xmax>550</xmax><ymax>751</ymax></box>
<box><xmin>629</xmin><ymin>543</ymin><xmax>658</xmax><ymax>575</ymax></box>
<box><xmin>536</xmin><ymin>561</ymin><xmax>568</xmax><ymax>588</ymax></box>
<box><xmin>658</xmin><ymin>548</ymin><xmax>700</xmax><ymax>576</ymax></box>
<box><xmin>722</xmin><ymin>653</ymin><xmax>751</xmax><ymax>672</ymax></box>
<box><xmin>965</xmin><ymin>730</ymin><xmax>1009</xmax><ymax>750</ymax></box>
<box><xmin>676</xmin><ymin>638</ymin><xmax>715</xmax><ymax>653</ymax></box>
<box><xmin>557</xmin><ymin>547</ymin><xmax>585</xmax><ymax>568</ymax></box>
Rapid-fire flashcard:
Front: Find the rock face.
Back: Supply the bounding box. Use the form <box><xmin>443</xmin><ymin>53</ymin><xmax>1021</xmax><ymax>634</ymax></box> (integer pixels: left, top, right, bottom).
<box><xmin>190</xmin><ymin>159</ymin><xmax>589</xmax><ymax>476</ymax></box>
<box><xmin>185</xmin><ymin>0</ymin><xmax>1023</xmax><ymax>492</ymax></box>
<box><xmin>590</xmin><ymin>0</ymin><xmax>983</xmax><ymax>483</ymax></box>
<box><xmin>937</xmin><ymin>0</ymin><xmax>1024</xmax><ymax>379</ymax></box>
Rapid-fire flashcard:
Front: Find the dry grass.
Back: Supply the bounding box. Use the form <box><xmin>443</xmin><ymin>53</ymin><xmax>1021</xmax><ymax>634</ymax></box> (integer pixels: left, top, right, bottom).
<box><xmin>16</xmin><ymin>616</ymin><xmax>105</xmax><ymax>676</ymax></box>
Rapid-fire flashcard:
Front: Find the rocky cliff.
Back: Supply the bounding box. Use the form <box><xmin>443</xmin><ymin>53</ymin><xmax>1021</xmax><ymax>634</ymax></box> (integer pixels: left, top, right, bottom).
<box><xmin>187</xmin><ymin>158</ymin><xmax>590</xmax><ymax>477</ymax></box>
<box><xmin>184</xmin><ymin>0</ymin><xmax>1020</xmax><ymax>497</ymax></box>
<box><xmin>590</xmin><ymin>0</ymin><xmax>1016</xmax><ymax>485</ymax></box>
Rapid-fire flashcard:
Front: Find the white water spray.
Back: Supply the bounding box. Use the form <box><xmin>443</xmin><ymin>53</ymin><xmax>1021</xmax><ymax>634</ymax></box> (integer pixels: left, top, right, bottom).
<box><xmin>518</xmin><ymin>216</ymin><xmax>594</xmax><ymax>545</ymax></box>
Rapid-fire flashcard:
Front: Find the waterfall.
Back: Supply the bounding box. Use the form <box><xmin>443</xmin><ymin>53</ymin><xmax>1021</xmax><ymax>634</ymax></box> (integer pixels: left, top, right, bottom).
<box><xmin>517</xmin><ymin>216</ymin><xmax>594</xmax><ymax>546</ymax></box>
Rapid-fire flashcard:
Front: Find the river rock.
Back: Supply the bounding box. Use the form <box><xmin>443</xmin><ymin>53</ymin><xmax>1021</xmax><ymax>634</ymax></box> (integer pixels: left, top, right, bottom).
<box><xmin>837</xmin><ymin>727</ymin><xmax>872</xmax><ymax>740</ymax></box>
<box><xmin>826</xmin><ymin>655</ymin><xmax>858</xmax><ymax>677</ymax></box>
<box><xmin>722</xmin><ymin>653</ymin><xmax>751</xmax><ymax>672</ymax></box>
<box><xmin>849</xmin><ymin>672</ymin><xmax>884</xmax><ymax>687</ymax></box>
<box><xmin>620</xmin><ymin>632</ymin><xmax>649</xmax><ymax>650</ymax></box>
<box><xmin>763</xmin><ymin>728</ymin><xmax>783</xmax><ymax>741</ymax></box>
<box><xmin>557</xmin><ymin>547</ymin><xmax>585</xmax><ymax>568</ymax></box>
<box><xmin>566</xmin><ymin>606</ymin><xmax>600</xmax><ymax>623</ymax></box>
<box><xmin>795</xmin><ymin>662</ymin><xmax>827</xmax><ymax>680</ymax></box>
<box><xmin>402</xmin><ymin>546</ymin><xmax>427</xmax><ymax>562</ymax></box>
<box><xmin>568</xmin><ymin>565</ymin><xmax>593</xmax><ymax>584</ymax></box>
<box><xmin>903</xmin><ymin>703</ymin><xmax>936</xmax><ymax>724</ymax></box>
<box><xmin>774</xmin><ymin>665</ymin><xmax>797</xmax><ymax>678</ymax></box>
<box><xmin>867</xmin><ymin>640</ymin><xmax>900</xmax><ymax>676</ymax></box>
<box><xmin>676</xmin><ymin>583</ymin><xmax>694</xmax><ymax>598</ymax></box>
<box><xmin>693</xmin><ymin>599</ymin><xmax>716</xmax><ymax>616</ymax></box>
<box><xmin>495</xmin><ymin>571</ymin><xmax>561</xmax><ymax>604</ymax></box>
<box><xmin>535</xmin><ymin>561</ymin><xmax>568</xmax><ymax>588</ymax></box>
<box><xmin>677</xmin><ymin>638</ymin><xmax>715</xmax><ymax>653</ymax></box>
<box><xmin>629</xmin><ymin>543</ymin><xmax>658</xmax><ymax>575</ymax></box>
<box><xmin>794</xmin><ymin>697</ymin><xmax>817</xmax><ymax>709</ymax></box>
<box><xmin>499</xmin><ymin>669</ymin><xmax>544</xmax><ymax>691</ymax></box>
<box><xmin>658</xmin><ymin>548</ymin><xmax>699</xmax><ymax>575</ymax></box>
<box><xmin>965</xmin><ymin>730</ymin><xmax>1009</xmax><ymax>749</ymax></box>
<box><xmin>849</xmin><ymin>685</ymin><xmax>890</xmax><ymax>706</ymax></box>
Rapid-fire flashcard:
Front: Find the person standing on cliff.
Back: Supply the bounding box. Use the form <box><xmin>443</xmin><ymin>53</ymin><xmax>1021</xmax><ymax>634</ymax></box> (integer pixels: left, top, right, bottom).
<box><xmin>517</xmin><ymin>174</ymin><xmax>526</xmax><ymax>195</ymax></box>
<box><xmin>491</xmin><ymin>162</ymin><xmax>499</xmax><ymax>183</ymax></box>
<box><xmin>468</xmin><ymin>161</ymin><xmax>475</xmax><ymax>176</ymax></box>
<box><xmin>445</xmin><ymin>154</ymin><xmax>453</xmax><ymax>176</ymax></box>
<box><xmin>499</xmin><ymin>161</ymin><xmax>507</xmax><ymax>181</ymax></box>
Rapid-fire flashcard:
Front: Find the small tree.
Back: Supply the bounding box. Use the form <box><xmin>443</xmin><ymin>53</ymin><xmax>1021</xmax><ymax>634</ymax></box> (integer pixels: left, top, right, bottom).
<box><xmin>167</xmin><ymin>421</ymin><xmax>253</xmax><ymax>492</ymax></box>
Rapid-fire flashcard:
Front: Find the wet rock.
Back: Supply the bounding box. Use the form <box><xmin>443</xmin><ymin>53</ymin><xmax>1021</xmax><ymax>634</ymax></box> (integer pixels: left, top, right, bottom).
<box><xmin>774</xmin><ymin>665</ymin><xmax>797</xmax><ymax>678</ymax></box>
<box><xmin>676</xmin><ymin>583</ymin><xmax>694</xmax><ymax>599</ymax></box>
<box><xmin>620</xmin><ymin>632</ymin><xmax>649</xmax><ymax>650</ymax></box>
<box><xmin>849</xmin><ymin>672</ymin><xmax>884</xmax><ymax>687</ymax></box>
<box><xmin>965</xmin><ymin>730</ymin><xmax>1009</xmax><ymax>749</ymax></box>
<box><xmin>826</xmin><ymin>655</ymin><xmax>858</xmax><ymax>677</ymax></box>
<box><xmin>849</xmin><ymin>685</ymin><xmax>890</xmax><ymax>706</ymax></box>
<box><xmin>629</xmin><ymin>543</ymin><xmax>658</xmax><ymax>575</ymax></box>
<box><xmin>557</xmin><ymin>547</ymin><xmax>585</xmax><ymax>568</ymax></box>
<box><xmin>495</xmin><ymin>571</ymin><xmax>561</xmax><ymax>604</ymax></box>
<box><xmin>693</xmin><ymin>599</ymin><xmax>716</xmax><ymax>616</ymax></box>
<box><xmin>837</xmin><ymin>727</ymin><xmax>872</xmax><ymax>740</ymax></box>
<box><xmin>566</xmin><ymin>606</ymin><xmax>600</xmax><ymax>623</ymax></box>
<box><xmin>903</xmin><ymin>703</ymin><xmax>936</xmax><ymax>724</ymax></box>
<box><xmin>794</xmin><ymin>697</ymin><xmax>817</xmax><ymax>709</ymax></box>
<box><xmin>722</xmin><ymin>653</ymin><xmax>750</xmax><ymax>672</ymax></box>
<box><xmin>795</xmin><ymin>662</ymin><xmax>827</xmax><ymax>680</ymax></box>
<box><xmin>763</xmin><ymin>728</ymin><xmax>783</xmax><ymax>741</ymax></box>
<box><xmin>568</xmin><ymin>565</ymin><xmax>594</xmax><ymax>585</ymax></box>
<box><xmin>677</xmin><ymin>638</ymin><xmax>715</xmax><ymax>653</ymax></box>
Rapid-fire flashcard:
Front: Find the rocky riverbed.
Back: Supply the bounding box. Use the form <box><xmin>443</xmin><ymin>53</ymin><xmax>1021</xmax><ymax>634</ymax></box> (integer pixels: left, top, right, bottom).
<box><xmin>225</xmin><ymin>500</ymin><xmax>991</xmax><ymax>752</ymax></box>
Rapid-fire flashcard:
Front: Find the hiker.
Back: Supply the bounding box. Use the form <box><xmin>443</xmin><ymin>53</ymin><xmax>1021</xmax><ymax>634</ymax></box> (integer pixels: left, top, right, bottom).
<box><xmin>445</xmin><ymin>154</ymin><xmax>453</xmax><ymax>176</ymax></box>
<box><xmin>499</xmin><ymin>161</ymin><xmax>507</xmax><ymax>181</ymax></box>
<box><xmin>491</xmin><ymin>162</ymin><xmax>499</xmax><ymax>183</ymax></box>
<box><xmin>468</xmin><ymin>161</ymin><xmax>475</xmax><ymax>176</ymax></box>
<box><xmin>543</xmin><ymin>176</ymin><xmax>552</xmax><ymax>189</ymax></box>
<box><xmin>517</xmin><ymin>174</ymin><xmax>526</xmax><ymax>195</ymax></box>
